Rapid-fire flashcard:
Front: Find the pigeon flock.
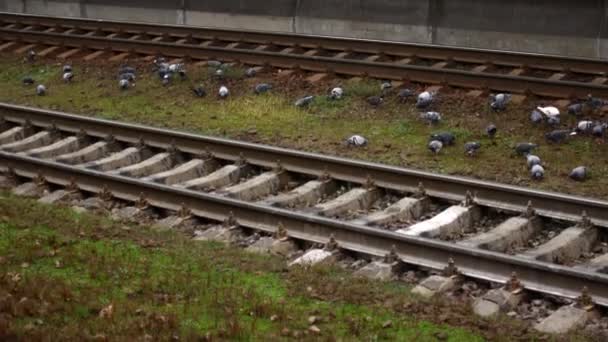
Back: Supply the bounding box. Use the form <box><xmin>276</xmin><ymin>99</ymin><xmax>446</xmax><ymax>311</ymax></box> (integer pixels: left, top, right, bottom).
<box><xmin>19</xmin><ymin>54</ymin><xmax>604</xmax><ymax>184</ymax></box>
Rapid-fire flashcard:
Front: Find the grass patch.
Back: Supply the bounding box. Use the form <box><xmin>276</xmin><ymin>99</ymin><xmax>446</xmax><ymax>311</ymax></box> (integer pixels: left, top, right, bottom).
<box><xmin>0</xmin><ymin>194</ymin><xmax>581</xmax><ymax>340</ymax></box>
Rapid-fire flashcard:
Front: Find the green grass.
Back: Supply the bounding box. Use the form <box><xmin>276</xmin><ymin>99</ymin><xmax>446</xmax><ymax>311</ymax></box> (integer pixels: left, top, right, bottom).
<box><xmin>0</xmin><ymin>55</ymin><xmax>606</xmax><ymax>199</ymax></box>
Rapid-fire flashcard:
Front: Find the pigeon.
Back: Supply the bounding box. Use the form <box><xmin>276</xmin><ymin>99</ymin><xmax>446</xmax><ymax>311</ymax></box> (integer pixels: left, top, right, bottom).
<box><xmin>545</xmin><ymin>130</ymin><xmax>571</xmax><ymax>144</ymax></box>
<box><xmin>530</xmin><ymin>109</ymin><xmax>544</xmax><ymax>124</ymax></box>
<box><xmin>162</xmin><ymin>73</ymin><xmax>171</xmax><ymax>86</ymax></box>
<box><xmin>380</xmin><ymin>81</ymin><xmax>392</xmax><ymax>94</ymax></box>
<box><xmin>420</xmin><ymin>111</ymin><xmax>441</xmax><ymax>125</ymax></box>
<box><xmin>168</xmin><ymin>63</ymin><xmax>181</xmax><ymax>73</ymax></box>
<box><xmin>295</xmin><ymin>95</ymin><xmax>315</xmax><ymax>108</ymax></box>
<box><xmin>575</xmin><ymin>120</ymin><xmax>595</xmax><ymax>134</ymax></box>
<box><xmin>119</xmin><ymin>66</ymin><xmax>136</xmax><ymax>75</ymax></box>
<box><xmin>515</xmin><ymin>142</ymin><xmax>537</xmax><ymax>155</ymax></box>
<box><xmin>592</xmin><ymin>123</ymin><xmax>607</xmax><ymax>138</ymax></box>
<box><xmin>153</xmin><ymin>57</ymin><xmax>167</xmax><ymax>66</ymax></box>
<box><xmin>416</xmin><ymin>91</ymin><xmax>435</xmax><ymax>109</ymax></box>
<box><xmin>530</xmin><ymin>164</ymin><xmax>545</xmax><ymax>180</ymax></box>
<box><xmin>26</xmin><ymin>49</ymin><xmax>36</xmax><ymax>62</ymax></box>
<box><xmin>568</xmin><ymin>103</ymin><xmax>584</xmax><ymax>116</ymax></box>
<box><xmin>569</xmin><ymin>166</ymin><xmax>588</xmax><ymax>181</ymax></box>
<box><xmin>586</xmin><ymin>95</ymin><xmax>605</xmax><ymax>110</ymax></box>
<box><xmin>119</xmin><ymin>79</ymin><xmax>130</xmax><ymax>90</ymax></box>
<box><xmin>346</xmin><ymin>135</ymin><xmax>368</xmax><ymax>147</ymax></box>
<box><xmin>486</xmin><ymin>124</ymin><xmax>497</xmax><ymax>138</ymax></box>
<box><xmin>254</xmin><ymin>83</ymin><xmax>272</xmax><ymax>94</ymax></box>
<box><xmin>430</xmin><ymin>132</ymin><xmax>455</xmax><ymax>146</ymax></box>
<box><xmin>62</xmin><ymin>72</ymin><xmax>74</xmax><ymax>83</ymax></box>
<box><xmin>428</xmin><ymin>140</ymin><xmax>443</xmax><ymax>154</ymax></box>
<box><xmin>62</xmin><ymin>64</ymin><xmax>73</xmax><ymax>73</ymax></box>
<box><xmin>207</xmin><ymin>60</ymin><xmax>222</xmax><ymax>68</ymax></box>
<box><xmin>22</xmin><ymin>76</ymin><xmax>34</xmax><ymax>85</ymax></box>
<box><xmin>464</xmin><ymin>142</ymin><xmax>481</xmax><ymax>156</ymax></box>
<box><xmin>397</xmin><ymin>88</ymin><xmax>415</xmax><ymax>102</ymax></box>
<box><xmin>119</xmin><ymin>72</ymin><xmax>136</xmax><ymax>82</ymax></box>
<box><xmin>329</xmin><ymin>87</ymin><xmax>344</xmax><ymax>100</ymax></box>
<box><xmin>245</xmin><ymin>67</ymin><xmax>257</xmax><ymax>77</ymax></box>
<box><xmin>490</xmin><ymin>93</ymin><xmax>511</xmax><ymax>111</ymax></box>
<box><xmin>192</xmin><ymin>85</ymin><xmax>206</xmax><ymax>97</ymax></box>
<box><xmin>526</xmin><ymin>155</ymin><xmax>542</xmax><ymax>168</ymax></box>
<box><xmin>537</xmin><ymin>106</ymin><xmax>560</xmax><ymax>126</ymax></box>
<box><xmin>36</xmin><ymin>84</ymin><xmax>46</xmax><ymax>96</ymax></box>
<box><xmin>214</xmin><ymin>68</ymin><xmax>224</xmax><ymax>79</ymax></box>
<box><xmin>219</xmin><ymin>85</ymin><xmax>229</xmax><ymax>98</ymax></box>
<box><xmin>366</xmin><ymin>96</ymin><xmax>383</xmax><ymax>107</ymax></box>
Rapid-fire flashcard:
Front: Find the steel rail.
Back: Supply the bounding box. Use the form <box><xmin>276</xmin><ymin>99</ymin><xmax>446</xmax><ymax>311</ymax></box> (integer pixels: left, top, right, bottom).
<box><xmin>2</xmin><ymin>150</ymin><xmax>608</xmax><ymax>305</ymax></box>
<box><xmin>1</xmin><ymin>11</ymin><xmax>606</xmax><ymax>74</ymax></box>
<box><xmin>1</xmin><ymin>27</ymin><xmax>607</xmax><ymax>98</ymax></box>
<box><xmin>1</xmin><ymin>102</ymin><xmax>607</xmax><ymax>228</ymax></box>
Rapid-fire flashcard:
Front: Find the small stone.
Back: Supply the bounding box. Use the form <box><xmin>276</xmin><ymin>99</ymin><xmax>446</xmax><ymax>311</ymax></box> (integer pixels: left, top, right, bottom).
<box><xmin>308</xmin><ymin>325</ymin><xmax>321</xmax><ymax>334</ymax></box>
<box><xmin>532</xmin><ymin>299</ymin><xmax>543</xmax><ymax>307</ymax></box>
<box><xmin>281</xmin><ymin>328</ymin><xmax>290</xmax><ymax>336</ymax></box>
<box><xmin>21</xmin><ymin>262</ymin><xmax>29</xmax><ymax>268</ymax></box>
<box><xmin>270</xmin><ymin>315</ymin><xmax>278</xmax><ymax>321</ymax></box>
<box><xmin>34</xmin><ymin>319</ymin><xmax>43</xmax><ymax>325</ymax></box>
<box><xmin>507</xmin><ymin>311</ymin><xmax>517</xmax><ymax>317</ymax></box>
<box><xmin>308</xmin><ymin>316</ymin><xmax>317</xmax><ymax>324</ymax></box>
<box><xmin>382</xmin><ymin>320</ymin><xmax>392</xmax><ymax>328</ymax></box>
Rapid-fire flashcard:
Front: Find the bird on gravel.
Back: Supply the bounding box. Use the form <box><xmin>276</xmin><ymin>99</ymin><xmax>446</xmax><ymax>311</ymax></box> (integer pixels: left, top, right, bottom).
<box><xmin>380</xmin><ymin>81</ymin><xmax>392</xmax><ymax>95</ymax></box>
<box><xmin>490</xmin><ymin>93</ymin><xmax>511</xmax><ymax>111</ymax></box>
<box><xmin>119</xmin><ymin>72</ymin><xmax>136</xmax><ymax>82</ymax></box>
<box><xmin>219</xmin><ymin>85</ymin><xmax>229</xmax><ymax>98</ymax></box>
<box><xmin>119</xmin><ymin>79</ymin><xmax>130</xmax><ymax>90</ymax></box>
<box><xmin>192</xmin><ymin>85</ymin><xmax>206</xmax><ymax>97</ymax></box>
<box><xmin>22</xmin><ymin>76</ymin><xmax>34</xmax><ymax>85</ymax></box>
<box><xmin>568</xmin><ymin>103</ymin><xmax>584</xmax><ymax>116</ymax></box>
<box><xmin>329</xmin><ymin>87</ymin><xmax>344</xmax><ymax>100</ymax></box>
<box><xmin>530</xmin><ymin>109</ymin><xmax>544</xmax><ymax>124</ymax></box>
<box><xmin>119</xmin><ymin>66</ymin><xmax>136</xmax><ymax>76</ymax></box>
<box><xmin>569</xmin><ymin>166</ymin><xmax>588</xmax><ymax>181</ymax></box>
<box><xmin>245</xmin><ymin>67</ymin><xmax>257</xmax><ymax>78</ymax></box>
<box><xmin>62</xmin><ymin>72</ymin><xmax>74</xmax><ymax>83</ymax></box>
<box><xmin>420</xmin><ymin>111</ymin><xmax>442</xmax><ymax>125</ymax></box>
<box><xmin>592</xmin><ymin>123</ymin><xmax>607</xmax><ymax>138</ymax></box>
<box><xmin>464</xmin><ymin>142</ymin><xmax>481</xmax><ymax>156</ymax></box>
<box><xmin>575</xmin><ymin>120</ymin><xmax>595</xmax><ymax>134</ymax></box>
<box><xmin>36</xmin><ymin>84</ymin><xmax>46</xmax><ymax>96</ymax></box>
<box><xmin>62</xmin><ymin>64</ymin><xmax>73</xmax><ymax>73</ymax></box>
<box><xmin>430</xmin><ymin>132</ymin><xmax>455</xmax><ymax>146</ymax></box>
<box><xmin>537</xmin><ymin>106</ymin><xmax>560</xmax><ymax>126</ymax></box>
<box><xmin>366</xmin><ymin>95</ymin><xmax>383</xmax><ymax>107</ymax></box>
<box><xmin>254</xmin><ymin>83</ymin><xmax>272</xmax><ymax>94</ymax></box>
<box><xmin>526</xmin><ymin>155</ymin><xmax>542</xmax><ymax>168</ymax></box>
<box><xmin>486</xmin><ymin>124</ymin><xmax>497</xmax><ymax>139</ymax></box>
<box><xmin>346</xmin><ymin>135</ymin><xmax>368</xmax><ymax>147</ymax></box>
<box><xmin>545</xmin><ymin>130</ymin><xmax>571</xmax><ymax>144</ymax></box>
<box><xmin>25</xmin><ymin>49</ymin><xmax>36</xmax><ymax>62</ymax></box>
<box><xmin>530</xmin><ymin>164</ymin><xmax>545</xmax><ymax>180</ymax></box>
<box><xmin>397</xmin><ymin>88</ymin><xmax>415</xmax><ymax>103</ymax></box>
<box><xmin>586</xmin><ymin>94</ymin><xmax>606</xmax><ymax>111</ymax></box>
<box><xmin>515</xmin><ymin>142</ymin><xmax>537</xmax><ymax>155</ymax></box>
<box><xmin>416</xmin><ymin>91</ymin><xmax>435</xmax><ymax>109</ymax></box>
<box><xmin>162</xmin><ymin>73</ymin><xmax>171</xmax><ymax>86</ymax></box>
<box><xmin>295</xmin><ymin>95</ymin><xmax>315</xmax><ymax>108</ymax></box>
<box><xmin>428</xmin><ymin>140</ymin><xmax>443</xmax><ymax>154</ymax></box>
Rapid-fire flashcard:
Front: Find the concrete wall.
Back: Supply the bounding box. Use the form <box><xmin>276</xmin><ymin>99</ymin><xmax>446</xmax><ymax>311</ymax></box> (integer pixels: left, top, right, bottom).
<box><xmin>1</xmin><ymin>0</ymin><xmax>607</xmax><ymax>59</ymax></box>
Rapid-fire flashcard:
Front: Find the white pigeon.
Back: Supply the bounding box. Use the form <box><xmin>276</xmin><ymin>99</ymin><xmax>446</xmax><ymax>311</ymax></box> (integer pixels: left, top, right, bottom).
<box><xmin>346</xmin><ymin>135</ymin><xmax>367</xmax><ymax>147</ymax></box>
<box><xmin>536</xmin><ymin>106</ymin><xmax>560</xmax><ymax>119</ymax></box>
<box><xmin>330</xmin><ymin>87</ymin><xmax>344</xmax><ymax>100</ymax></box>
<box><xmin>219</xmin><ymin>85</ymin><xmax>229</xmax><ymax>98</ymax></box>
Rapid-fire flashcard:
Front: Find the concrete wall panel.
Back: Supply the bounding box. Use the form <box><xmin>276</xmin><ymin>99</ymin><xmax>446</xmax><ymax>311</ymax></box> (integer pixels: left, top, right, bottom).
<box><xmin>186</xmin><ymin>0</ymin><xmax>296</xmax><ymax>17</ymax></box>
<box><xmin>83</xmin><ymin>4</ymin><xmax>179</xmax><ymax>24</ymax></box>
<box><xmin>186</xmin><ymin>11</ymin><xmax>293</xmax><ymax>32</ymax></box>
<box><xmin>23</xmin><ymin>0</ymin><xmax>81</xmax><ymax>17</ymax></box>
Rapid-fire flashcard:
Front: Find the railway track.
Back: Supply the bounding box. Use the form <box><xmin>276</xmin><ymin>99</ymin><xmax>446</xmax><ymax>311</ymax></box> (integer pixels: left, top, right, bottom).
<box><xmin>1</xmin><ymin>102</ymin><xmax>608</xmax><ymax>314</ymax></box>
<box><xmin>1</xmin><ymin>12</ymin><xmax>608</xmax><ymax>98</ymax></box>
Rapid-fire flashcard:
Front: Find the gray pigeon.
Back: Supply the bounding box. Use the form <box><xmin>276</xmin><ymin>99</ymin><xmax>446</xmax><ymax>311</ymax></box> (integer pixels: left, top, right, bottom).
<box><xmin>119</xmin><ymin>66</ymin><xmax>136</xmax><ymax>75</ymax></box>
<box><xmin>295</xmin><ymin>95</ymin><xmax>315</xmax><ymax>107</ymax></box>
<box><xmin>430</xmin><ymin>132</ymin><xmax>455</xmax><ymax>146</ymax></box>
<box><xmin>62</xmin><ymin>72</ymin><xmax>74</xmax><ymax>83</ymax></box>
<box><xmin>526</xmin><ymin>155</ymin><xmax>541</xmax><ymax>168</ymax></box>
<box><xmin>490</xmin><ymin>93</ymin><xmax>511</xmax><ymax>111</ymax></box>
<box><xmin>62</xmin><ymin>64</ymin><xmax>73</xmax><ymax>73</ymax></box>
<box><xmin>366</xmin><ymin>96</ymin><xmax>383</xmax><ymax>107</ymax></box>
<box><xmin>416</xmin><ymin>91</ymin><xmax>434</xmax><ymax>109</ymax></box>
<box><xmin>245</xmin><ymin>67</ymin><xmax>257</xmax><ymax>77</ymax></box>
<box><xmin>192</xmin><ymin>85</ymin><xmax>206</xmax><ymax>97</ymax></box>
<box><xmin>346</xmin><ymin>135</ymin><xmax>368</xmax><ymax>147</ymax></box>
<box><xmin>119</xmin><ymin>72</ymin><xmax>136</xmax><ymax>82</ymax></box>
<box><xmin>592</xmin><ymin>123</ymin><xmax>607</xmax><ymax>138</ymax></box>
<box><xmin>586</xmin><ymin>95</ymin><xmax>605</xmax><ymax>110</ymax></box>
<box><xmin>515</xmin><ymin>143</ymin><xmax>537</xmax><ymax>155</ymax></box>
<box><xmin>569</xmin><ymin>166</ymin><xmax>588</xmax><ymax>181</ymax></box>
<box><xmin>329</xmin><ymin>87</ymin><xmax>344</xmax><ymax>100</ymax></box>
<box><xmin>162</xmin><ymin>73</ymin><xmax>171</xmax><ymax>86</ymax></box>
<box><xmin>254</xmin><ymin>83</ymin><xmax>272</xmax><ymax>94</ymax></box>
<box><xmin>530</xmin><ymin>109</ymin><xmax>544</xmax><ymax>124</ymax></box>
<box><xmin>464</xmin><ymin>142</ymin><xmax>481</xmax><ymax>156</ymax></box>
<box><xmin>22</xmin><ymin>76</ymin><xmax>34</xmax><ymax>85</ymax></box>
<box><xmin>420</xmin><ymin>111</ymin><xmax>441</xmax><ymax>125</ymax></box>
<box><xmin>545</xmin><ymin>130</ymin><xmax>570</xmax><ymax>144</ymax></box>
<box><xmin>26</xmin><ymin>49</ymin><xmax>36</xmax><ymax>62</ymax></box>
<box><xmin>428</xmin><ymin>140</ymin><xmax>443</xmax><ymax>154</ymax></box>
<box><xmin>397</xmin><ymin>88</ymin><xmax>415</xmax><ymax>102</ymax></box>
<box><xmin>568</xmin><ymin>103</ymin><xmax>583</xmax><ymax>116</ymax></box>
<box><xmin>530</xmin><ymin>164</ymin><xmax>545</xmax><ymax>180</ymax></box>
<box><xmin>546</xmin><ymin>115</ymin><xmax>560</xmax><ymax>127</ymax></box>
<box><xmin>36</xmin><ymin>84</ymin><xmax>46</xmax><ymax>96</ymax></box>
<box><xmin>119</xmin><ymin>79</ymin><xmax>130</xmax><ymax>90</ymax></box>
<box><xmin>486</xmin><ymin>124</ymin><xmax>497</xmax><ymax>138</ymax></box>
